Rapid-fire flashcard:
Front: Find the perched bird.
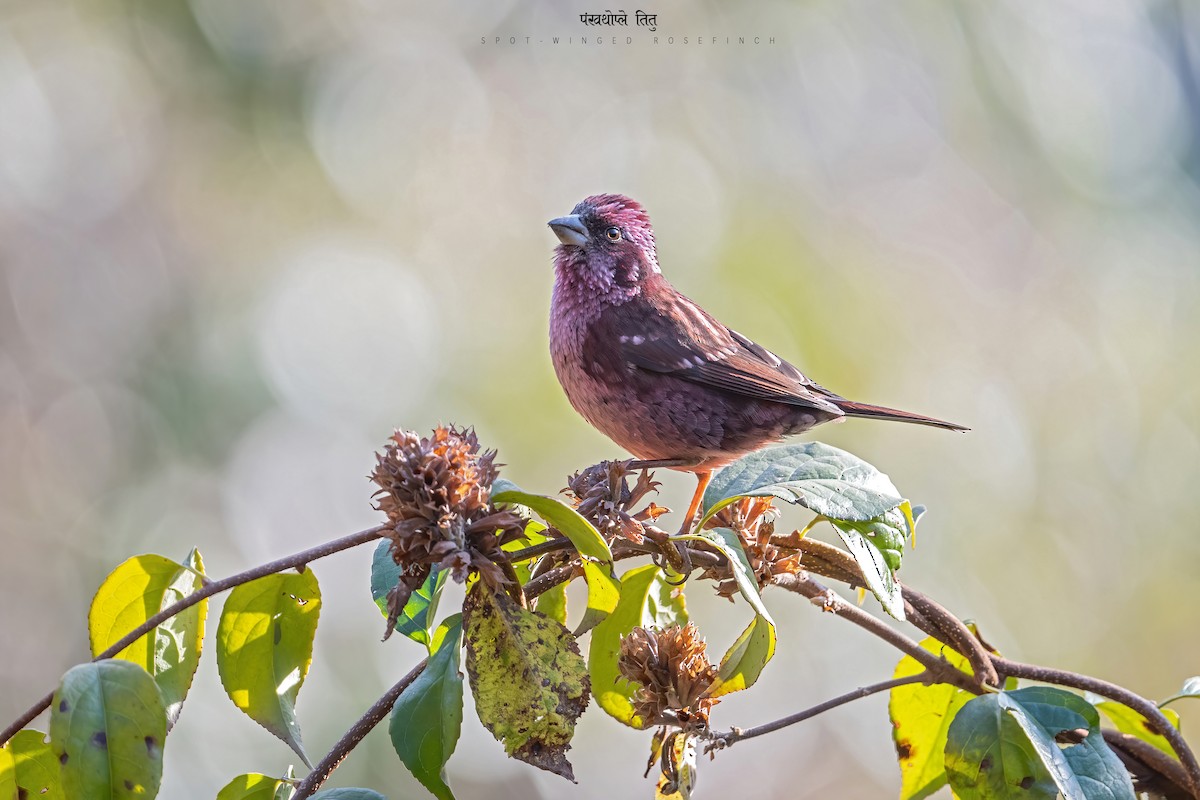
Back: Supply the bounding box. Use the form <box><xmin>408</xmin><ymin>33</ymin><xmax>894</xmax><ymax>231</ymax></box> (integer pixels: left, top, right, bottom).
<box><xmin>547</xmin><ymin>194</ymin><xmax>967</xmax><ymax>535</ymax></box>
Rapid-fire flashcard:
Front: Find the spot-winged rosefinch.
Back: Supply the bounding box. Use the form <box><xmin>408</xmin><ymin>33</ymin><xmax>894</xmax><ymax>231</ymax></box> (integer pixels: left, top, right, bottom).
<box><xmin>548</xmin><ymin>194</ymin><xmax>966</xmax><ymax>534</ymax></box>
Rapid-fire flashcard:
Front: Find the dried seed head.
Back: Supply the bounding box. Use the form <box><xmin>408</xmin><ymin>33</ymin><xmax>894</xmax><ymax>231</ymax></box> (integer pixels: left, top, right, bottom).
<box><xmin>618</xmin><ymin>623</ymin><xmax>718</xmax><ymax>725</ymax></box>
<box><xmin>370</xmin><ymin>425</ymin><xmax>525</xmax><ymax>635</ymax></box>
<box><xmin>565</xmin><ymin>460</ymin><xmax>664</xmax><ymax>544</ymax></box>
<box><xmin>702</xmin><ymin>497</ymin><xmax>800</xmax><ymax>599</ymax></box>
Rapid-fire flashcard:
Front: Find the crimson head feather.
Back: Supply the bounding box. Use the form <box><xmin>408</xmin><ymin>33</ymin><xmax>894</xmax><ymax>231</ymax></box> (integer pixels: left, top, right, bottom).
<box><xmin>548</xmin><ymin>193</ymin><xmax>660</xmax><ymax>298</ymax></box>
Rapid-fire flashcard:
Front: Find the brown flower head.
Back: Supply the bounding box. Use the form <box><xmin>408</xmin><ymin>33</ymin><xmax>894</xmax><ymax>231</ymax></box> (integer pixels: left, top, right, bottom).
<box><xmin>618</xmin><ymin>623</ymin><xmax>718</xmax><ymax>726</ymax></box>
<box><xmin>371</xmin><ymin>425</ymin><xmax>525</xmax><ymax>635</ymax></box>
<box><xmin>702</xmin><ymin>497</ymin><xmax>800</xmax><ymax>599</ymax></box>
<box><xmin>565</xmin><ymin>460</ymin><xmax>667</xmax><ymax>544</ymax></box>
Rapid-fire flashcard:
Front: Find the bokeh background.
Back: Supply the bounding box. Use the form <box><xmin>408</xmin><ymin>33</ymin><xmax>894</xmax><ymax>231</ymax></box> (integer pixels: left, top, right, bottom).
<box><xmin>3</xmin><ymin>0</ymin><xmax>1200</xmax><ymax>797</ymax></box>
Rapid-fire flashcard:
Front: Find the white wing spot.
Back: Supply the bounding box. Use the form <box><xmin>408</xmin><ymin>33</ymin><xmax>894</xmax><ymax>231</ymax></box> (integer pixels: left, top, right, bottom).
<box><xmin>619</xmin><ymin>334</ymin><xmax>647</xmax><ymax>345</ymax></box>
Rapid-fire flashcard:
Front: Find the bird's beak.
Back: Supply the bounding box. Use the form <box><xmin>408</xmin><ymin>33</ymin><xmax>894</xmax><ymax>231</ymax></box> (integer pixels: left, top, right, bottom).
<box><xmin>548</xmin><ymin>215</ymin><xmax>589</xmax><ymax>247</ymax></box>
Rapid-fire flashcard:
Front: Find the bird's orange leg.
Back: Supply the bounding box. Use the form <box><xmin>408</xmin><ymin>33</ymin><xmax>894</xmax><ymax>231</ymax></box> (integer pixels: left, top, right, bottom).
<box><xmin>652</xmin><ymin>470</ymin><xmax>713</xmax><ymax>584</ymax></box>
<box><xmin>678</xmin><ymin>470</ymin><xmax>713</xmax><ymax>536</ymax></box>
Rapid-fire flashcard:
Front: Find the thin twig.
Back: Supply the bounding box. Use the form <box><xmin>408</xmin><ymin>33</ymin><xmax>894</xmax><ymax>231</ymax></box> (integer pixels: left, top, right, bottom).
<box><xmin>291</xmin><ymin>660</ymin><xmax>428</xmax><ymax>800</ymax></box>
<box><xmin>995</xmin><ymin>657</ymin><xmax>1200</xmax><ymax>798</ymax></box>
<box><xmin>770</xmin><ymin>573</ymin><xmax>979</xmax><ymax>694</ymax></box>
<box><xmin>0</xmin><ymin>524</ymin><xmax>387</xmax><ymax>747</ymax></box>
<box><xmin>706</xmin><ymin>673</ymin><xmax>929</xmax><ymax>750</ymax></box>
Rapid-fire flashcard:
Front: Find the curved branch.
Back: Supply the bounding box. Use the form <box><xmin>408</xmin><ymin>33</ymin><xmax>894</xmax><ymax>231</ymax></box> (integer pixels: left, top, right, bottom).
<box><xmin>291</xmin><ymin>659</ymin><xmax>428</xmax><ymax>799</ymax></box>
<box><xmin>0</xmin><ymin>524</ymin><xmax>388</xmax><ymax>747</ymax></box>
<box><xmin>902</xmin><ymin>586</ymin><xmax>999</xmax><ymax>688</ymax></box>
<box><xmin>995</xmin><ymin>657</ymin><xmax>1200</xmax><ymax>798</ymax></box>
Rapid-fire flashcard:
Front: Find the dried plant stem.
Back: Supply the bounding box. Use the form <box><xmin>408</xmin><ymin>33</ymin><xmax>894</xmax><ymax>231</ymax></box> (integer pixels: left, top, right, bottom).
<box><xmin>707</xmin><ymin>673</ymin><xmax>929</xmax><ymax>749</ymax></box>
<box><xmin>291</xmin><ymin>660</ymin><xmax>428</xmax><ymax>800</ymax></box>
<box><xmin>0</xmin><ymin>524</ymin><xmax>387</xmax><ymax>747</ymax></box>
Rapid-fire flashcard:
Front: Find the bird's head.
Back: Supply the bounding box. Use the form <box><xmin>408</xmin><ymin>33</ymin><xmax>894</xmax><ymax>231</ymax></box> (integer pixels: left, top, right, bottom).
<box><xmin>548</xmin><ymin>194</ymin><xmax>659</xmax><ymax>296</ymax></box>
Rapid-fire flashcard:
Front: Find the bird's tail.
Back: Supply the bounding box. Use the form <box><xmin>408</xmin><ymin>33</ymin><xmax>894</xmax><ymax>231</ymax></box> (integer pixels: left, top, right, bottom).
<box><xmin>834</xmin><ymin>400</ymin><xmax>970</xmax><ymax>432</ymax></box>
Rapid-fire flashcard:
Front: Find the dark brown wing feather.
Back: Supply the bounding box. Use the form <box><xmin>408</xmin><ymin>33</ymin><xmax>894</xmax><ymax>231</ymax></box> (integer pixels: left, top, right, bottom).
<box><xmin>597</xmin><ymin>280</ymin><xmax>844</xmax><ymax>415</ymax></box>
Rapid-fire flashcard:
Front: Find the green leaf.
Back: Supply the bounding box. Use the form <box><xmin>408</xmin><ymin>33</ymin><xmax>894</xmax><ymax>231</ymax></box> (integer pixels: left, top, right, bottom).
<box><xmin>946</xmin><ymin>687</ymin><xmax>1136</xmax><ymax>800</ymax></box>
<box><xmin>1005</xmin><ymin>688</ymin><xmax>1135</xmax><ymax>799</ymax></box>
<box><xmin>536</xmin><ymin>584</ymin><xmax>568</xmax><ymax>625</ymax></box>
<box><xmin>504</xmin><ymin>519</ymin><xmax>553</xmax><ymax>585</ymax></box>
<box><xmin>217</xmin><ymin>570</ymin><xmax>322</xmax><ymax>767</ymax></box>
<box><xmin>1160</xmin><ymin>676</ymin><xmax>1200</xmax><ymax>708</ymax></box>
<box><xmin>701</xmin><ymin>442</ymin><xmax>905</xmax><ymax>524</ymax></box>
<box><xmin>831</xmin><ymin>501</ymin><xmax>914</xmax><ymax>571</ymax></box>
<box><xmin>429</xmin><ymin>615</ymin><xmax>460</xmax><ymax>654</ymax></box>
<box><xmin>463</xmin><ymin>581</ymin><xmax>589</xmax><ymax>781</ymax></box>
<box><xmin>370</xmin><ymin>540</ymin><xmax>447</xmax><ymax>646</ymax></box>
<box><xmin>710</xmin><ymin>615</ymin><xmax>774</xmax><ymax>698</ymax></box>
<box><xmin>88</xmin><ymin>550</ymin><xmax>208</xmax><ymax>727</ymax></box>
<box><xmin>673</xmin><ymin>529</ymin><xmax>770</xmax><ymax>620</ymax></box>
<box><xmin>672</xmin><ymin>528</ymin><xmax>776</xmax><ymax>697</ymax></box>
<box><xmin>645</xmin><ymin>572</ymin><xmax>688</xmax><ymax>629</ymax></box>
<box><xmin>491</xmin><ymin>479</ymin><xmax>613</xmax><ymax>564</ymax></box>
<box><xmin>655</xmin><ymin>732</ymin><xmax>698</xmax><ymax>800</ymax></box>
<box><xmin>216</xmin><ymin>773</ymin><xmax>294</xmax><ymax>800</ymax></box>
<box><xmin>829</xmin><ymin>523</ymin><xmax>905</xmax><ymax>620</ymax></box>
<box><xmin>890</xmin><ymin>627</ymin><xmax>1009</xmax><ymax>800</ymax></box>
<box><xmin>945</xmin><ymin>692</ymin><xmax>1059</xmax><ymax>798</ymax></box>
<box><xmin>576</xmin><ymin>560</ymin><xmax>621</xmax><ymax>635</ymax></box>
<box><xmin>1096</xmin><ymin>702</ymin><xmax>1181</xmax><ymax>759</ymax></box>
<box><xmin>310</xmin><ymin>791</ymin><xmax>387</xmax><ymax>800</ymax></box>
<box><xmin>588</xmin><ymin>564</ymin><xmax>684</xmax><ymax>728</ymax></box>
<box><xmin>48</xmin><ymin>660</ymin><xmax>167</xmax><ymax>800</ymax></box>
<box><xmin>390</xmin><ymin>615</ymin><xmax>464</xmax><ymax>800</ymax></box>
<box><xmin>0</xmin><ymin>729</ymin><xmax>65</xmax><ymax>800</ymax></box>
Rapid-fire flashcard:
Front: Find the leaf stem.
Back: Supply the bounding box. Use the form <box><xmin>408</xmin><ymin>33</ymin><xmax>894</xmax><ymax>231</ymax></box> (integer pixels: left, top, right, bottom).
<box><xmin>290</xmin><ymin>659</ymin><xmax>428</xmax><ymax>800</ymax></box>
<box><xmin>506</xmin><ymin>536</ymin><xmax>572</xmax><ymax>563</ymax></box>
<box><xmin>0</xmin><ymin>524</ymin><xmax>387</xmax><ymax>747</ymax></box>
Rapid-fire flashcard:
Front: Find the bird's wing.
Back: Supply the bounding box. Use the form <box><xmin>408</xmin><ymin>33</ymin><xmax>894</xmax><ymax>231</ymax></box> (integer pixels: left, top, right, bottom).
<box><xmin>601</xmin><ymin>289</ymin><xmax>844</xmax><ymax>415</ymax></box>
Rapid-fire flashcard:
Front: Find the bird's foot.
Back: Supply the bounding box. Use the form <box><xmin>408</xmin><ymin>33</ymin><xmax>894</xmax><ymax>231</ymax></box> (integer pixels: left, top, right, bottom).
<box><xmin>665</xmin><ymin>542</ymin><xmax>692</xmax><ymax>585</ymax></box>
<box><xmin>644</xmin><ymin>525</ymin><xmax>693</xmax><ymax>583</ymax></box>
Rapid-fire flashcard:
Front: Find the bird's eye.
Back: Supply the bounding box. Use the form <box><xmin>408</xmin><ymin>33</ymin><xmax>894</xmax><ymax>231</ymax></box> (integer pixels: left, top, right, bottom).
<box><xmin>605</xmin><ymin>227</ymin><xmax>622</xmax><ymax>241</ymax></box>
